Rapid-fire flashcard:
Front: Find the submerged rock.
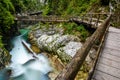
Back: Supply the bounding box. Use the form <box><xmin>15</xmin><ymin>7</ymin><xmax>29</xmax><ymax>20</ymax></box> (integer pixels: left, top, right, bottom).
<box><xmin>0</xmin><ymin>68</ymin><xmax>11</xmax><ymax>80</ymax></box>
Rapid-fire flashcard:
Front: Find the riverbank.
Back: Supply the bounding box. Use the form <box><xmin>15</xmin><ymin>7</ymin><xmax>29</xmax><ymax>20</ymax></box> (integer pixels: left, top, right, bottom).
<box><xmin>28</xmin><ymin>22</ymin><xmax>97</xmax><ymax>80</ymax></box>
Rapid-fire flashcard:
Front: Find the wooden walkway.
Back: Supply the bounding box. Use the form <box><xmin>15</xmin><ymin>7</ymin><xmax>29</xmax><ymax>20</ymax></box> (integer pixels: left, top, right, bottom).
<box><xmin>92</xmin><ymin>27</ymin><xmax>120</xmax><ymax>80</ymax></box>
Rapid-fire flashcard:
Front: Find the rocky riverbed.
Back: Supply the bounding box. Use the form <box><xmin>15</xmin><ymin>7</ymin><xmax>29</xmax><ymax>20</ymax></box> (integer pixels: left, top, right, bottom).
<box><xmin>28</xmin><ymin>23</ymin><xmax>97</xmax><ymax>80</ymax></box>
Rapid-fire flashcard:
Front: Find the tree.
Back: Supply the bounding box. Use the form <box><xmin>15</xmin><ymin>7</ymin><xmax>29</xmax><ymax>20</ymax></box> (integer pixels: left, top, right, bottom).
<box><xmin>10</xmin><ymin>0</ymin><xmax>25</xmax><ymax>13</ymax></box>
<box><xmin>0</xmin><ymin>0</ymin><xmax>14</xmax><ymax>35</ymax></box>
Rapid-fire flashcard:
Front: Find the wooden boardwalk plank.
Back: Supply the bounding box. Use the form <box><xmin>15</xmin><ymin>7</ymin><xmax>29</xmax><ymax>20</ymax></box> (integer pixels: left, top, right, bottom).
<box><xmin>95</xmin><ymin>63</ymin><xmax>120</xmax><ymax>78</ymax></box>
<box><xmin>98</xmin><ymin>57</ymin><xmax>120</xmax><ymax>69</ymax></box>
<box><xmin>92</xmin><ymin>70</ymin><xmax>120</xmax><ymax>80</ymax></box>
<box><xmin>101</xmin><ymin>52</ymin><xmax>120</xmax><ymax>63</ymax></box>
<box><xmin>102</xmin><ymin>47</ymin><xmax>120</xmax><ymax>57</ymax></box>
<box><xmin>109</xmin><ymin>27</ymin><xmax>120</xmax><ymax>33</ymax></box>
<box><xmin>106</xmin><ymin>32</ymin><xmax>120</xmax><ymax>41</ymax></box>
<box><xmin>104</xmin><ymin>44</ymin><xmax>120</xmax><ymax>51</ymax></box>
<box><xmin>105</xmin><ymin>39</ymin><xmax>120</xmax><ymax>46</ymax></box>
<box><xmin>92</xmin><ymin>27</ymin><xmax>120</xmax><ymax>80</ymax></box>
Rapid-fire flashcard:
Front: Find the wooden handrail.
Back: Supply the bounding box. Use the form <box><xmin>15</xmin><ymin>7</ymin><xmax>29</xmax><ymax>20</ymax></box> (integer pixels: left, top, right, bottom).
<box><xmin>87</xmin><ymin>19</ymin><xmax>110</xmax><ymax>80</ymax></box>
<box><xmin>55</xmin><ymin>14</ymin><xmax>112</xmax><ymax>80</ymax></box>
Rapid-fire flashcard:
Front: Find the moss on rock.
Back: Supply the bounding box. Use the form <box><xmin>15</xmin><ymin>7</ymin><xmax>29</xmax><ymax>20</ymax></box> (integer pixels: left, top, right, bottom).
<box><xmin>0</xmin><ymin>48</ymin><xmax>11</xmax><ymax>69</ymax></box>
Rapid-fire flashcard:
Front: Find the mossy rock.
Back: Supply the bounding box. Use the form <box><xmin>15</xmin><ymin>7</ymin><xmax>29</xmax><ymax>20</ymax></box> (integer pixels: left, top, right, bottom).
<box><xmin>0</xmin><ymin>48</ymin><xmax>11</xmax><ymax>69</ymax></box>
<box><xmin>30</xmin><ymin>45</ymin><xmax>41</xmax><ymax>54</ymax></box>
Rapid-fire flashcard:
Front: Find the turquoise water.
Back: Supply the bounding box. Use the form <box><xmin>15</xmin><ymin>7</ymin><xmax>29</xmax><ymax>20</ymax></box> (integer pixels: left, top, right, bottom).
<box><xmin>19</xmin><ymin>29</ymin><xmax>30</xmax><ymax>40</ymax></box>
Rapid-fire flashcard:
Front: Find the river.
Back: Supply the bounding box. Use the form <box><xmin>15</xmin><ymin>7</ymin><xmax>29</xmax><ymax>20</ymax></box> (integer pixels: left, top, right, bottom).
<box><xmin>1</xmin><ymin>29</ymin><xmax>52</xmax><ymax>80</ymax></box>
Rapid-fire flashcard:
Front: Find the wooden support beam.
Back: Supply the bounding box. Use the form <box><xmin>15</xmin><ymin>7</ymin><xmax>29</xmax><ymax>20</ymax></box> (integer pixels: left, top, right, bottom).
<box><xmin>55</xmin><ymin>14</ymin><xmax>112</xmax><ymax>80</ymax></box>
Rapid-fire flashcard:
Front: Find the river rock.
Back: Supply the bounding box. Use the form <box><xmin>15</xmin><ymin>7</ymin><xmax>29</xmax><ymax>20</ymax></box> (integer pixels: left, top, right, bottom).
<box><xmin>0</xmin><ymin>48</ymin><xmax>11</xmax><ymax>69</ymax></box>
<box><xmin>30</xmin><ymin>45</ymin><xmax>41</xmax><ymax>54</ymax></box>
<box><xmin>36</xmin><ymin>33</ymin><xmax>81</xmax><ymax>62</ymax></box>
<box><xmin>28</xmin><ymin>25</ymin><xmax>65</xmax><ymax>46</ymax></box>
<box><xmin>60</xmin><ymin>41</ymin><xmax>82</xmax><ymax>57</ymax></box>
<box><xmin>37</xmin><ymin>34</ymin><xmax>80</xmax><ymax>52</ymax></box>
<box><xmin>85</xmin><ymin>48</ymin><xmax>97</xmax><ymax>66</ymax></box>
<box><xmin>57</xmin><ymin>41</ymin><xmax>82</xmax><ymax>62</ymax></box>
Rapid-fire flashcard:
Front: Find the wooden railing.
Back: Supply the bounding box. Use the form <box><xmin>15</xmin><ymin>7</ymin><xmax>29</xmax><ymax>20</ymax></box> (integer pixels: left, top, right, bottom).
<box><xmin>87</xmin><ymin>17</ymin><xmax>110</xmax><ymax>80</ymax></box>
<box><xmin>55</xmin><ymin>14</ymin><xmax>112</xmax><ymax>80</ymax></box>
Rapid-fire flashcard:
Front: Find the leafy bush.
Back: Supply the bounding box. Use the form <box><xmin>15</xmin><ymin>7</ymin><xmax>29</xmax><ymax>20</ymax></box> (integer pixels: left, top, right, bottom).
<box><xmin>0</xmin><ymin>0</ymin><xmax>15</xmax><ymax>49</ymax></box>
<box><xmin>76</xmin><ymin>25</ymin><xmax>90</xmax><ymax>41</ymax></box>
<box><xmin>62</xmin><ymin>23</ymin><xmax>90</xmax><ymax>41</ymax></box>
<box><xmin>43</xmin><ymin>0</ymin><xmax>98</xmax><ymax>16</ymax></box>
<box><xmin>64</xmin><ymin>22</ymin><xmax>77</xmax><ymax>34</ymax></box>
<box><xmin>0</xmin><ymin>0</ymin><xmax>15</xmax><ymax>35</ymax></box>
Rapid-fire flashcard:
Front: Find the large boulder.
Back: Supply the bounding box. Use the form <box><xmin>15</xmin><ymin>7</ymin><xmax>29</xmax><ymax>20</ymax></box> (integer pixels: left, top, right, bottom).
<box><xmin>57</xmin><ymin>41</ymin><xmax>82</xmax><ymax>62</ymax></box>
<box><xmin>37</xmin><ymin>34</ymin><xmax>81</xmax><ymax>62</ymax></box>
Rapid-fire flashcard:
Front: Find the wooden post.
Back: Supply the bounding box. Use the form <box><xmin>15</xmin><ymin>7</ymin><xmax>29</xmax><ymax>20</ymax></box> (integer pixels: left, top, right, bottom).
<box><xmin>89</xmin><ymin>14</ymin><xmax>93</xmax><ymax>24</ymax></box>
<box><xmin>95</xmin><ymin>14</ymin><xmax>100</xmax><ymax>27</ymax></box>
<box><xmin>82</xmin><ymin>15</ymin><xmax>85</xmax><ymax>22</ymax></box>
<box><xmin>55</xmin><ymin>14</ymin><xmax>112</xmax><ymax>80</ymax></box>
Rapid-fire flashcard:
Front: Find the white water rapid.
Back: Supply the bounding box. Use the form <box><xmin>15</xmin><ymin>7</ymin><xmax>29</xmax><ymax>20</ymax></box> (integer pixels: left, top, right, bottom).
<box><xmin>9</xmin><ymin>34</ymin><xmax>52</xmax><ymax>80</ymax></box>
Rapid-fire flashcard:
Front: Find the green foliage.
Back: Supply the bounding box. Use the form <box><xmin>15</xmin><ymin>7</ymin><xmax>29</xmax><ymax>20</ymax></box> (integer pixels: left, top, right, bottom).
<box><xmin>44</xmin><ymin>0</ymin><xmax>97</xmax><ymax>16</ymax></box>
<box><xmin>10</xmin><ymin>0</ymin><xmax>25</xmax><ymax>13</ymax></box>
<box><xmin>62</xmin><ymin>23</ymin><xmax>90</xmax><ymax>41</ymax></box>
<box><xmin>0</xmin><ymin>0</ymin><xmax>15</xmax><ymax>49</ymax></box>
<box><xmin>0</xmin><ymin>0</ymin><xmax>14</xmax><ymax>33</ymax></box>
<box><xmin>64</xmin><ymin>22</ymin><xmax>77</xmax><ymax>34</ymax></box>
<box><xmin>76</xmin><ymin>25</ymin><xmax>90</xmax><ymax>41</ymax></box>
<box><xmin>0</xmin><ymin>0</ymin><xmax>14</xmax><ymax>12</ymax></box>
<box><xmin>22</xmin><ymin>0</ymin><xmax>45</xmax><ymax>13</ymax></box>
<box><xmin>0</xmin><ymin>36</ymin><xmax>4</xmax><ymax>48</ymax></box>
<box><xmin>43</xmin><ymin>5</ymin><xmax>51</xmax><ymax>15</ymax></box>
<box><xmin>10</xmin><ymin>0</ymin><xmax>45</xmax><ymax>13</ymax></box>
